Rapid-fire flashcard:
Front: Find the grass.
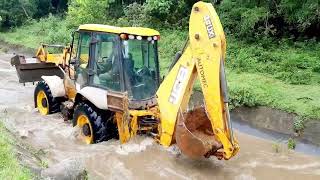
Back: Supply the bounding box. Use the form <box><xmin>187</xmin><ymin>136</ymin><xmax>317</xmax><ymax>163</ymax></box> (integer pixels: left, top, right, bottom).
<box><xmin>0</xmin><ymin>15</ymin><xmax>71</xmax><ymax>50</ymax></box>
<box><xmin>0</xmin><ymin>122</ymin><xmax>32</xmax><ymax>179</ymax></box>
<box><xmin>227</xmin><ymin>37</ymin><xmax>320</xmax><ymax>85</ymax></box>
<box><xmin>227</xmin><ymin>72</ymin><xmax>320</xmax><ymax>119</ymax></box>
<box><xmin>0</xmin><ymin>17</ymin><xmax>320</xmax><ymax>122</ymax></box>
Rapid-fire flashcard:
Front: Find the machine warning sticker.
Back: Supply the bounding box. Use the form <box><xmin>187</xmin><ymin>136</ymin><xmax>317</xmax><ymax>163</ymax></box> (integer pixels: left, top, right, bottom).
<box><xmin>204</xmin><ymin>15</ymin><xmax>215</xmax><ymax>39</ymax></box>
<box><xmin>169</xmin><ymin>66</ymin><xmax>189</xmax><ymax>104</ymax></box>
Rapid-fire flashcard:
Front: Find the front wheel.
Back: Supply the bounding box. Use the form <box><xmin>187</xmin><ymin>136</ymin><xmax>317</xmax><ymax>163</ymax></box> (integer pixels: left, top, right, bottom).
<box><xmin>73</xmin><ymin>102</ymin><xmax>117</xmax><ymax>144</ymax></box>
<box><xmin>34</xmin><ymin>81</ymin><xmax>60</xmax><ymax>115</ymax></box>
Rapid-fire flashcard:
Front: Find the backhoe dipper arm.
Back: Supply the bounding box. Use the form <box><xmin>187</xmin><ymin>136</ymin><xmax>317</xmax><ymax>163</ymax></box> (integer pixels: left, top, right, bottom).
<box><xmin>156</xmin><ymin>1</ymin><xmax>239</xmax><ymax>159</ymax></box>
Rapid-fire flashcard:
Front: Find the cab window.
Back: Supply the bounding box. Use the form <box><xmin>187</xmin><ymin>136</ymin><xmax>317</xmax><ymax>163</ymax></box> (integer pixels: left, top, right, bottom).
<box><xmin>92</xmin><ymin>33</ymin><xmax>121</xmax><ymax>91</ymax></box>
<box><xmin>121</xmin><ymin>39</ymin><xmax>158</xmax><ymax>100</ymax></box>
<box><xmin>76</xmin><ymin>32</ymin><xmax>91</xmax><ymax>87</ymax></box>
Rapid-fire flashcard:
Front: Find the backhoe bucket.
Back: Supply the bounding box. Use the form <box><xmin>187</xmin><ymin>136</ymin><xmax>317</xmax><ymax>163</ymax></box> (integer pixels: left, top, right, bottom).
<box><xmin>11</xmin><ymin>55</ymin><xmax>64</xmax><ymax>83</ymax></box>
<box><xmin>175</xmin><ymin>107</ymin><xmax>222</xmax><ymax>159</ymax></box>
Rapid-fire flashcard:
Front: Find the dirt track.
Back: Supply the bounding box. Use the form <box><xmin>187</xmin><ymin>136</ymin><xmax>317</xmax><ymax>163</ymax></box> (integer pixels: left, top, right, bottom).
<box><xmin>0</xmin><ymin>52</ymin><xmax>320</xmax><ymax>180</ymax></box>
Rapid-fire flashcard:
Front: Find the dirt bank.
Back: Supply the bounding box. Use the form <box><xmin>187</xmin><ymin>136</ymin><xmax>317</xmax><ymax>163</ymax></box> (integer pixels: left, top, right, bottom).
<box><xmin>191</xmin><ymin>90</ymin><xmax>320</xmax><ymax>147</ymax></box>
<box><xmin>0</xmin><ymin>40</ymin><xmax>35</xmax><ymax>55</ymax></box>
<box><xmin>1</xmin><ymin>51</ymin><xmax>320</xmax><ymax>179</ymax></box>
<box><xmin>232</xmin><ymin>107</ymin><xmax>320</xmax><ymax>146</ymax></box>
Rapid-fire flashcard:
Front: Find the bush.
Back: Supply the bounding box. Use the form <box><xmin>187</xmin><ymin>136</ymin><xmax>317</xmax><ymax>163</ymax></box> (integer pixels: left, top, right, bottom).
<box><xmin>0</xmin><ymin>0</ymin><xmax>36</xmax><ymax>29</ymax></box>
<box><xmin>66</xmin><ymin>0</ymin><xmax>114</xmax><ymax>28</ymax></box>
<box><xmin>313</xmin><ymin>63</ymin><xmax>320</xmax><ymax>73</ymax></box>
<box><xmin>0</xmin><ymin>0</ymin><xmax>68</xmax><ymax>29</ymax></box>
<box><xmin>157</xmin><ymin>30</ymin><xmax>187</xmax><ymax>74</ymax></box>
<box><xmin>35</xmin><ymin>15</ymin><xmax>71</xmax><ymax>44</ymax></box>
<box><xmin>144</xmin><ymin>0</ymin><xmax>173</xmax><ymax>20</ymax></box>
<box><xmin>117</xmin><ymin>3</ymin><xmax>152</xmax><ymax>27</ymax></box>
<box><xmin>143</xmin><ymin>0</ymin><xmax>212</xmax><ymax>27</ymax></box>
<box><xmin>239</xmin><ymin>7</ymin><xmax>269</xmax><ymax>37</ymax></box>
<box><xmin>228</xmin><ymin>85</ymin><xmax>260</xmax><ymax>109</ymax></box>
<box><xmin>33</xmin><ymin>0</ymin><xmax>53</xmax><ymax>18</ymax></box>
<box><xmin>218</xmin><ymin>0</ymin><xmax>320</xmax><ymax>39</ymax></box>
<box><xmin>287</xmin><ymin>138</ymin><xmax>296</xmax><ymax>150</ymax></box>
<box><xmin>293</xmin><ymin>116</ymin><xmax>305</xmax><ymax>133</ymax></box>
<box><xmin>275</xmin><ymin>70</ymin><xmax>313</xmax><ymax>85</ymax></box>
<box><xmin>279</xmin><ymin>0</ymin><xmax>319</xmax><ymax>33</ymax></box>
<box><xmin>227</xmin><ymin>36</ymin><xmax>319</xmax><ymax>85</ymax></box>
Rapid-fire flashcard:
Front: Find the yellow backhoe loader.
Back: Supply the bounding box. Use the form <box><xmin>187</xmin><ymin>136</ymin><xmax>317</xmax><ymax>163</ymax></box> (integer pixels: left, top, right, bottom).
<box><xmin>11</xmin><ymin>1</ymin><xmax>239</xmax><ymax>160</ymax></box>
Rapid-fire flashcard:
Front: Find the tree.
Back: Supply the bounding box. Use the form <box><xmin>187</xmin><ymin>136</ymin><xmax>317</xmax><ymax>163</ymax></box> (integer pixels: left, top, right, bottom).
<box><xmin>51</xmin><ymin>0</ymin><xmax>68</xmax><ymax>13</ymax></box>
<box><xmin>67</xmin><ymin>0</ymin><xmax>115</xmax><ymax>27</ymax></box>
<box><xmin>0</xmin><ymin>0</ymin><xmax>36</xmax><ymax>29</ymax></box>
<box><xmin>218</xmin><ymin>0</ymin><xmax>320</xmax><ymax>39</ymax></box>
<box><xmin>32</xmin><ymin>0</ymin><xmax>52</xmax><ymax>18</ymax></box>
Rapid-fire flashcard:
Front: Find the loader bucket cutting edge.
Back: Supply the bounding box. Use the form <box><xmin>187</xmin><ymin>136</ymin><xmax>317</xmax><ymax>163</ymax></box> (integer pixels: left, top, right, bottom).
<box><xmin>175</xmin><ymin>107</ymin><xmax>222</xmax><ymax>159</ymax></box>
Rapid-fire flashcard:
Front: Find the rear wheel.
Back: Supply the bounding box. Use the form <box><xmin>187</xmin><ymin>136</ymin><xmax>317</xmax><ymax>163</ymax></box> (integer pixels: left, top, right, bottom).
<box><xmin>73</xmin><ymin>102</ymin><xmax>117</xmax><ymax>144</ymax></box>
<box><xmin>34</xmin><ymin>81</ymin><xmax>60</xmax><ymax>115</ymax></box>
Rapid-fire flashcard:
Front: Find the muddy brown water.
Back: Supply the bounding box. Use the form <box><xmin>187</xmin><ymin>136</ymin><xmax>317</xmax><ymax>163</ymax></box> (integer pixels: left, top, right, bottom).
<box><xmin>1</xmin><ymin>52</ymin><xmax>320</xmax><ymax>179</ymax></box>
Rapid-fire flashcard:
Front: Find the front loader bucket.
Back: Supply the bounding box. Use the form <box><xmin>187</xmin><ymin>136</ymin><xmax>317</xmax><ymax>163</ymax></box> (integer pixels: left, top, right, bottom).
<box><xmin>175</xmin><ymin>107</ymin><xmax>222</xmax><ymax>159</ymax></box>
<box><xmin>11</xmin><ymin>55</ymin><xmax>64</xmax><ymax>83</ymax></box>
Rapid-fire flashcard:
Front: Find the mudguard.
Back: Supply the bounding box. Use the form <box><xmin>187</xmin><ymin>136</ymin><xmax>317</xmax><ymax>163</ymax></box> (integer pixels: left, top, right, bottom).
<box><xmin>41</xmin><ymin>75</ymin><xmax>66</xmax><ymax>97</ymax></box>
<box><xmin>77</xmin><ymin>86</ymin><xmax>108</xmax><ymax>110</ymax></box>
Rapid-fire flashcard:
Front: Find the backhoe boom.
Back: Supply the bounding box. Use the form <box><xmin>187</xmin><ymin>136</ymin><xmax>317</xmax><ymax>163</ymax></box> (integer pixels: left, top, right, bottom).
<box><xmin>156</xmin><ymin>1</ymin><xmax>239</xmax><ymax>159</ymax></box>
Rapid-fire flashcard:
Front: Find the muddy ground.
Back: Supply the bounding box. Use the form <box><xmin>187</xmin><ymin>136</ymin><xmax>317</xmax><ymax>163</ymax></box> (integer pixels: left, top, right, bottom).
<box><xmin>0</xmin><ymin>51</ymin><xmax>320</xmax><ymax>180</ymax></box>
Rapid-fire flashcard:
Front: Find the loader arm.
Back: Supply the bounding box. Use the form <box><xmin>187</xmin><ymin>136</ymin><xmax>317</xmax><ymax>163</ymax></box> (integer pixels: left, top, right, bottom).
<box><xmin>156</xmin><ymin>1</ymin><xmax>239</xmax><ymax>159</ymax></box>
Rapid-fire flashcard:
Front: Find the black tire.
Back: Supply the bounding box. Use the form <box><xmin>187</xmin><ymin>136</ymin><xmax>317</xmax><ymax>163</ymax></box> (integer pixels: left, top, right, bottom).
<box><xmin>34</xmin><ymin>81</ymin><xmax>61</xmax><ymax>114</ymax></box>
<box><xmin>73</xmin><ymin>102</ymin><xmax>118</xmax><ymax>143</ymax></box>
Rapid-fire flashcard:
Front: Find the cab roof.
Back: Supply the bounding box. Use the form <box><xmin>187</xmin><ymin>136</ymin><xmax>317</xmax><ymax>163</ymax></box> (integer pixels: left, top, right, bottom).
<box><xmin>78</xmin><ymin>24</ymin><xmax>160</xmax><ymax>36</ymax></box>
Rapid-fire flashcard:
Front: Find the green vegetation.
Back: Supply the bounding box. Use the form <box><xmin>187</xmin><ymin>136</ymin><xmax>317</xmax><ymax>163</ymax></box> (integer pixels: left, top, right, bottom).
<box><xmin>1</xmin><ymin>0</ymin><xmax>319</xmax><ymax>37</ymax></box>
<box><xmin>0</xmin><ymin>0</ymin><xmax>67</xmax><ymax>29</ymax></box>
<box><xmin>0</xmin><ymin>122</ymin><xmax>32</xmax><ymax>179</ymax></box>
<box><xmin>272</xmin><ymin>141</ymin><xmax>281</xmax><ymax>153</ymax></box>
<box><xmin>293</xmin><ymin>116</ymin><xmax>306</xmax><ymax>133</ymax></box>
<box><xmin>287</xmin><ymin>138</ymin><xmax>296</xmax><ymax>150</ymax></box>
<box><xmin>227</xmin><ymin>72</ymin><xmax>320</xmax><ymax>119</ymax></box>
<box><xmin>227</xmin><ymin>38</ymin><xmax>320</xmax><ymax>85</ymax></box>
<box><xmin>0</xmin><ymin>0</ymin><xmax>319</xmax><ymax>122</ymax></box>
<box><xmin>219</xmin><ymin>0</ymin><xmax>319</xmax><ymax>39</ymax></box>
<box><xmin>0</xmin><ymin>15</ymin><xmax>71</xmax><ymax>49</ymax></box>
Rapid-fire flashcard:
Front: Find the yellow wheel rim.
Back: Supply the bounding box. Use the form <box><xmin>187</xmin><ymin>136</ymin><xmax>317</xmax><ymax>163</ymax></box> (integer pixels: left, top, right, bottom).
<box><xmin>37</xmin><ymin>90</ymin><xmax>49</xmax><ymax>115</ymax></box>
<box><xmin>77</xmin><ymin>114</ymin><xmax>93</xmax><ymax>144</ymax></box>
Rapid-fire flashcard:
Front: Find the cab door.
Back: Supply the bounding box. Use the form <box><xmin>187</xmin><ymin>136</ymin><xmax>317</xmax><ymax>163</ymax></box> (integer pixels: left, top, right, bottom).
<box><xmin>88</xmin><ymin>32</ymin><xmax>125</xmax><ymax>92</ymax></box>
<box><xmin>74</xmin><ymin>31</ymin><xmax>92</xmax><ymax>88</ymax></box>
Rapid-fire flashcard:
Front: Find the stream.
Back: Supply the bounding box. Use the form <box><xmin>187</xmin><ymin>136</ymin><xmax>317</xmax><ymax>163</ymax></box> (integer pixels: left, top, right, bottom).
<box><xmin>0</xmin><ymin>51</ymin><xmax>319</xmax><ymax>179</ymax></box>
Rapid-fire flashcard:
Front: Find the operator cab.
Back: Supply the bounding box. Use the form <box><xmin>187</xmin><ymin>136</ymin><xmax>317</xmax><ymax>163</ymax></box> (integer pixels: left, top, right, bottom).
<box><xmin>71</xmin><ymin>24</ymin><xmax>160</xmax><ymax>109</ymax></box>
